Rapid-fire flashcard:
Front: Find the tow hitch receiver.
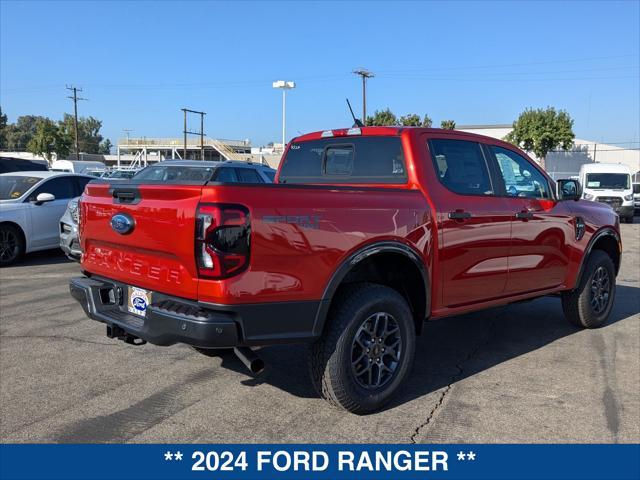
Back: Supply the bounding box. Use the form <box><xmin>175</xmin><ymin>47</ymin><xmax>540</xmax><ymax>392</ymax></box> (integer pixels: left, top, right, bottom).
<box><xmin>106</xmin><ymin>324</ymin><xmax>147</xmax><ymax>346</ymax></box>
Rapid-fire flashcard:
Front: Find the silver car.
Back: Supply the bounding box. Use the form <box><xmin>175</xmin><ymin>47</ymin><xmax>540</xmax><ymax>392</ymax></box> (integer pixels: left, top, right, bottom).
<box><xmin>59</xmin><ymin>160</ymin><xmax>277</xmax><ymax>262</ymax></box>
<box><xmin>0</xmin><ymin>171</ymin><xmax>93</xmax><ymax>266</ymax></box>
<box><xmin>60</xmin><ymin>197</ymin><xmax>82</xmax><ymax>260</ymax></box>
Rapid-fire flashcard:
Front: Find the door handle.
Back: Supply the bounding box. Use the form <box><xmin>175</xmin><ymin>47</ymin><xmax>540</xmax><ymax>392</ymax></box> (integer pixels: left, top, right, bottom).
<box><xmin>515</xmin><ymin>211</ymin><xmax>534</xmax><ymax>220</ymax></box>
<box><xmin>448</xmin><ymin>211</ymin><xmax>472</xmax><ymax>220</ymax></box>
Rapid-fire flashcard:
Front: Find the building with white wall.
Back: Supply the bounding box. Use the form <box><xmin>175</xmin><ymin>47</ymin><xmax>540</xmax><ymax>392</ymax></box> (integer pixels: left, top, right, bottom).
<box><xmin>458</xmin><ymin>124</ymin><xmax>640</xmax><ymax>180</ymax></box>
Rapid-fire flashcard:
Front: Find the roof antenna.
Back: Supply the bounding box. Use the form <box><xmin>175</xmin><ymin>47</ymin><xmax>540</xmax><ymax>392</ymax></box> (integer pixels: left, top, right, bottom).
<box><xmin>346</xmin><ymin>98</ymin><xmax>364</xmax><ymax>128</ymax></box>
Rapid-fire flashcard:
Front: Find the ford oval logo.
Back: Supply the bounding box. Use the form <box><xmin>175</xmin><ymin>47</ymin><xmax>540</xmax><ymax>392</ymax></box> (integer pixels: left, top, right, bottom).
<box><xmin>110</xmin><ymin>213</ymin><xmax>135</xmax><ymax>235</ymax></box>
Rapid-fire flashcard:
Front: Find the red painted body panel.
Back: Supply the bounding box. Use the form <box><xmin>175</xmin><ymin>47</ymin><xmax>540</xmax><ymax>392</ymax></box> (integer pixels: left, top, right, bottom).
<box><xmin>79</xmin><ymin>127</ymin><xmax>620</xmax><ymax>320</ymax></box>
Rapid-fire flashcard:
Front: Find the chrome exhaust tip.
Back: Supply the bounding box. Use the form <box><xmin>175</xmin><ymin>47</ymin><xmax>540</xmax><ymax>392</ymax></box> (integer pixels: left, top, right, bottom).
<box><xmin>234</xmin><ymin>347</ymin><xmax>265</xmax><ymax>374</ymax></box>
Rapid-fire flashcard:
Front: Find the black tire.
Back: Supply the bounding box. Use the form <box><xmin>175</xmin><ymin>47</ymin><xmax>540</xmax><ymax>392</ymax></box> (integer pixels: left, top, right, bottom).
<box><xmin>0</xmin><ymin>224</ymin><xmax>25</xmax><ymax>267</ymax></box>
<box><xmin>190</xmin><ymin>346</ymin><xmax>232</xmax><ymax>357</ymax></box>
<box><xmin>309</xmin><ymin>283</ymin><xmax>416</xmax><ymax>414</ymax></box>
<box><xmin>562</xmin><ymin>250</ymin><xmax>616</xmax><ymax>328</ymax></box>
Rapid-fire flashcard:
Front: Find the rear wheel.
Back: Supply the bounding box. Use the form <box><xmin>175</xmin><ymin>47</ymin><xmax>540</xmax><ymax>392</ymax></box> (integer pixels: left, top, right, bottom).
<box><xmin>562</xmin><ymin>250</ymin><xmax>616</xmax><ymax>328</ymax></box>
<box><xmin>309</xmin><ymin>283</ymin><xmax>416</xmax><ymax>414</ymax></box>
<box><xmin>0</xmin><ymin>224</ymin><xmax>25</xmax><ymax>267</ymax></box>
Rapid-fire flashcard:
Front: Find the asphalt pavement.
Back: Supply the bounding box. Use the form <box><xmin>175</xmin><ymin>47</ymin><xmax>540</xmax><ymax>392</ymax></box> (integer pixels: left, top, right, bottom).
<box><xmin>1</xmin><ymin>223</ymin><xmax>638</xmax><ymax>443</ymax></box>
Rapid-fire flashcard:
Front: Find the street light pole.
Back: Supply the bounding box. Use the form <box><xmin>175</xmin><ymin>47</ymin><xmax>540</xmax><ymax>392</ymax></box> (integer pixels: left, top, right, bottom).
<box><xmin>272</xmin><ymin>80</ymin><xmax>295</xmax><ymax>150</ymax></box>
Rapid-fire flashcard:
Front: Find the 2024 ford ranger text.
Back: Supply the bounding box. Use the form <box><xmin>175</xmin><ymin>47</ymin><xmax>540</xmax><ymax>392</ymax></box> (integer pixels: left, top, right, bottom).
<box><xmin>70</xmin><ymin>127</ymin><xmax>621</xmax><ymax>413</ymax></box>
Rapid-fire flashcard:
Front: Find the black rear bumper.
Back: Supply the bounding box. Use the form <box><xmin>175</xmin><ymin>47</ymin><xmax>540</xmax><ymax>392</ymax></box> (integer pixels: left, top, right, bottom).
<box><xmin>69</xmin><ymin>276</ymin><xmax>324</xmax><ymax>348</ymax></box>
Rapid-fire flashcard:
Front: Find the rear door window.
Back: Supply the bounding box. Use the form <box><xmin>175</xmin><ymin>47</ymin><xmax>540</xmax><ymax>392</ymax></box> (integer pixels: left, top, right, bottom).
<box><xmin>428</xmin><ymin>139</ymin><xmax>493</xmax><ymax>195</ymax></box>
<box><xmin>235</xmin><ymin>168</ymin><xmax>264</xmax><ymax>183</ymax></box>
<box><xmin>133</xmin><ymin>165</ymin><xmax>215</xmax><ymax>182</ymax></box>
<box><xmin>263</xmin><ymin>170</ymin><xmax>276</xmax><ymax>182</ymax></box>
<box><xmin>29</xmin><ymin>177</ymin><xmax>75</xmax><ymax>201</ymax></box>
<box><xmin>279</xmin><ymin>136</ymin><xmax>406</xmax><ymax>184</ymax></box>
<box><xmin>214</xmin><ymin>168</ymin><xmax>239</xmax><ymax>183</ymax></box>
<box><xmin>74</xmin><ymin>176</ymin><xmax>93</xmax><ymax>196</ymax></box>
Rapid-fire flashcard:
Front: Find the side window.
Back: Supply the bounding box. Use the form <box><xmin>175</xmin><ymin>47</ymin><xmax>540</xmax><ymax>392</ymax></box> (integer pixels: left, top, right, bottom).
<box><xmin>429</xmin><ymin>139</ymin><xmax>493</xmax><ymax>196</ymax></box>
<box><xmin>263</xmin><ymin>170</ymin><xmax>276</xmax><ymax>182</ymax></box>
<box><xmin>75</xmin><ymin>177</ymin><xmax>92</xmax><ymax>196</ymax></box>
<box><xmin>324</xmin><ymin>145</ymin><xmax>354</xmax><ymax>175</ymax></box>
<box><xmin>29</xmin><ymin>177</ymin><xmax>75</xmax><ymax>201</ymax></box>
<box><xmin>491</xmin><ymin>146</ymin><xmax>551</xmax><ymax>199</ymax></box>
<box><xmin>214</xmin><ymin>168</ymin><xmax>238</xmax><ymax>183</ymax></box>
<box><xmin>235</xmin><ymin>168</ymin><xmax>264</xmax><ymax>183</ymax></box>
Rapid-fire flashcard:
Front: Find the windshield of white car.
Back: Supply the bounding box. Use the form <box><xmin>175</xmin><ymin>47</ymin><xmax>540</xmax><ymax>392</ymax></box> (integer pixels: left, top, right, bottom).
<box><xmin>585</xmin><ymin>173</ymin><xmax>630</xmax><ymax>190</ymax></box>
<box><xmin>0</xmin><ymin>176</ymin><xmax>42</xmax><ymax>200</ymax></box>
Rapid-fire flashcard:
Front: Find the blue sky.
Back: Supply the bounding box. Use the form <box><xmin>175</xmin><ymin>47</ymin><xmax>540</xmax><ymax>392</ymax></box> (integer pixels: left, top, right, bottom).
<box><xmin>1</xmin><ymin>0</ymin><xmax>639</xmax><ymax>148</ymax></box>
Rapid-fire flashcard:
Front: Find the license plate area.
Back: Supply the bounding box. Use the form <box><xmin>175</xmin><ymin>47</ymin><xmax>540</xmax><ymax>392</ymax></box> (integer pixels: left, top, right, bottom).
<box><xmin>128</xmin><ymin>286</ymin><xmax>152</xmax><ymax>317</ymax></box>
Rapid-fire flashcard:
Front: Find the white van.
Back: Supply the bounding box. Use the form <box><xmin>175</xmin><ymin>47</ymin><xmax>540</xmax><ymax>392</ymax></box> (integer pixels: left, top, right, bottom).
<box><xmin>50</xmin><ymin>160</ymin><xmax>107</xmax><ymax>176</ymax></box>
<box><xmin>579</xmin><ymin>163</ymin><xmax>634</xmax><ymax>223</ymax></box>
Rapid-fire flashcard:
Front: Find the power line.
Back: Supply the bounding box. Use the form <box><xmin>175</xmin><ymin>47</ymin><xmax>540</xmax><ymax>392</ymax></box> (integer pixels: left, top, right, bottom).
<box><xmin>66</xmin><ymin>85</ymin><xmax>87</xmax><ymax>160</ymax></box>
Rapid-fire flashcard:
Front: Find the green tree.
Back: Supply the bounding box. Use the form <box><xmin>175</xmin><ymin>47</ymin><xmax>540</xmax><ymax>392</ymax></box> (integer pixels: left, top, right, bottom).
<box><xmin>0</xmin><ymin>107</ymin><xmax>7</xmax><ymax>149</ymax></box>
<box><xmin>505</xmin><ymin>107</ymin><xmax>574</xmax><ymax>169</ymax></box>
<box><xmin>365</xmin><ymin>108</ymin><xmax>398</xmax><ymax>126</ymax></box>
<box><xmin>422</xmin><ymin>114</ymin><xmax>433</xmax><ymax>128</ymax></box>
<box><xmin>399</xmin><ymin>113</ymin><xmax>422</xmax><ymax>126</ymax></box>
<box><xmin>440</xmin><ymin>120</ymin><xmax>456</xmax><ymax>130</ymax></box>
<box><xmin>4</xmin><ymin>115</ymin><xmax>45</xmax><ymax>151</ymax></box>
<box><xmin>59</xmin><ymin>114</ymin><xmax>104</xmax><ymax>154</ymax></box>
<box><xmin>98</xmin><ymin>138</ymin><xmax>113</xmax><ymax>154</ymax></box>
<box><xmin>27</xmin><ymin>118</ymin><xmax>70</xmax><ymax>163</ymax></box>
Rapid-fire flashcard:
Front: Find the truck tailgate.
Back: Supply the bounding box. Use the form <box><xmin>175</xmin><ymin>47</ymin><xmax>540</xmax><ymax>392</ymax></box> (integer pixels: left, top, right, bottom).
<box><xmin>80</xmin><ymin>182</ymin><xmax>202</xmax><ymax>299</ymax></box>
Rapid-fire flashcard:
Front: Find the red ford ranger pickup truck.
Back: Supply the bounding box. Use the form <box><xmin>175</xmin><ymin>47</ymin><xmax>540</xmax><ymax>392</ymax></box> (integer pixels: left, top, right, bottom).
<box><xmin>70</xmin><ymin>127</ymin><xmax>621</xmax><ymax>413</ymax></box>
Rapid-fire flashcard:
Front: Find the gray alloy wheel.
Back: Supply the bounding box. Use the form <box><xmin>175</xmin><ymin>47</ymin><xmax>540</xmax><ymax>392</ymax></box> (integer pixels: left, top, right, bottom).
<box><xmin>0</xmin><ymin>225</ymin><xmax>24</xmax><ymax>266</ymax></box>
<box><xmin>350</xmin><ymin>312</ymin><xmax>403</xmax><ymax>390</ymax></box>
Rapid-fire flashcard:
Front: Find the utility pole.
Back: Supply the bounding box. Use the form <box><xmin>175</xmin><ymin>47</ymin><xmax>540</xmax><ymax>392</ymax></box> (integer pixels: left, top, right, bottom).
<box><xmin>123</xmin><ymin>128</ymin><xmax>133</xmax><ymax>144</ymax></box>
<box><xmin>181</xmin><ymin>108</ymin><xmax>206</xmax><ymax>160</ymax></box>
<box><xmin>353</xmin><ymin>69</ymin><xmax>374</xmax><ymax>123</ymax></box>
<box><xmin>66</xmin><ymin>85</ymin><xmax>87</xmax><ymax>160</ymax></box>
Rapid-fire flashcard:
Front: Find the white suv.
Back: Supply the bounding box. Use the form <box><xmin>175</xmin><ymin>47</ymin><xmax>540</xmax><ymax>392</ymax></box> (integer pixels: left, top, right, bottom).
<box><xmin>0</xmin><ymin>171</ymin><xmax>93</xmax><ymax>266</ymax></box>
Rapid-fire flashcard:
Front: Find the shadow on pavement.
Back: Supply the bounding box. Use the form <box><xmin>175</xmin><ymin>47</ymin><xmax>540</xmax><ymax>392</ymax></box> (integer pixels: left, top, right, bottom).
<box><xmin>6</xmin><ymin>249</ymin><xmax>71</xmax><ymax>267</ymax></box>
<box><xmin>218</xmin><ymin>284</ymin><xmax>639</xmax><ymax>410</ymax></box>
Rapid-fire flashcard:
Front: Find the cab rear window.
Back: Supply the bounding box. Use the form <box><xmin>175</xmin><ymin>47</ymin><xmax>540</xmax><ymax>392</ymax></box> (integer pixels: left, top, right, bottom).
<box><xmin>279</xmin><ymin>136</ymin><xmax>406</xmax><ymax>184</ymax></box>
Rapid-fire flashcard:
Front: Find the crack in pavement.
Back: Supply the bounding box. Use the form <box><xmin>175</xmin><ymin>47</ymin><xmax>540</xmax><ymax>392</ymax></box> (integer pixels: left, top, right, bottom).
<box><xmin>409</xmin><ymin>308</ymin><xmax>504</xmax><ymax>443</ymax></box>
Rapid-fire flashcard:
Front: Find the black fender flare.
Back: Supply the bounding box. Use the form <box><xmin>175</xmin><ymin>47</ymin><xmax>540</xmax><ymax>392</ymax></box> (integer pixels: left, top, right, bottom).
<box><xmin>311</xmin><ymin>241</ymin><xmax>430</xmax><ymax>336</ymax></box>
<box><xmin>574</xmin><ymin>227</ymin><xmax>621</xmax><ymax>288</ymax></box>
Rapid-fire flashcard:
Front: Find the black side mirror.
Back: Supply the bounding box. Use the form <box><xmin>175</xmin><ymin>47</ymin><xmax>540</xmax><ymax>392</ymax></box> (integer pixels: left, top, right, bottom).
<box><xmin>557</xmin><ymin>179</ymin><xmax>581</xmax><ymax>201</ymax></box>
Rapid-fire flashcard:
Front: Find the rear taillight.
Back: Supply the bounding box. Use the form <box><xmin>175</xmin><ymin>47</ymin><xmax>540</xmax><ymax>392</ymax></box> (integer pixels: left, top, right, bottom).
<box><xmin>195</xmin><ymin>204</ymin><xmax>250</xmax><ymax>279</ymax></box>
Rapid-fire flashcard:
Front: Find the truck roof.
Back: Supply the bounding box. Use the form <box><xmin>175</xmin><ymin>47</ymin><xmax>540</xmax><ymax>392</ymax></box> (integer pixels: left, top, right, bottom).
<box><xmin>292</xmin><ymin>126</ymin><xmax>516</xmax><ymax>148</ymax></box>
<box><xmin>579</xmin><ymin>163</ymin><xmax>631</xmax><ymax>173</ymax></box>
